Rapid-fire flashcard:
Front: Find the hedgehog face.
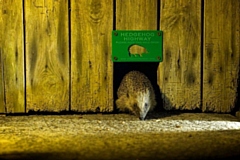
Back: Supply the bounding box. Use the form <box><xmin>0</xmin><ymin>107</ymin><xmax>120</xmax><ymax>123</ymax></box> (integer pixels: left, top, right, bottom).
<box><xmin>127</xmin><ymin>93</ymin><xmax>150</xmax><ymax>120</ymax></box>
<box><xmin>137</xmin><ymin>91</ymin><xmax>151</xmax><ymax>120</ymax></box>
<box><xmin>138</xmin><ymin>100</ymin><xmax>151</xmax><ymax>120</ymax></box>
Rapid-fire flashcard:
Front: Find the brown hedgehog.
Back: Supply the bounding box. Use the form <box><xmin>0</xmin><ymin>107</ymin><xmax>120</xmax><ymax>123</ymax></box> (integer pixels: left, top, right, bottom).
<box><xmin>116</xmin><ymin>71</ymin><xmax>157</xmax><ymax>120</ymax></box>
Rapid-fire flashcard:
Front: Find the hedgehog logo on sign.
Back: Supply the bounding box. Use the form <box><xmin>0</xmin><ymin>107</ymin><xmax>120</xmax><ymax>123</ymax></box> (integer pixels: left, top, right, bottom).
<box><xmin>128</xmin><ymin>44</ymin><xmax>148</xmax><ymax>57</ymax></box>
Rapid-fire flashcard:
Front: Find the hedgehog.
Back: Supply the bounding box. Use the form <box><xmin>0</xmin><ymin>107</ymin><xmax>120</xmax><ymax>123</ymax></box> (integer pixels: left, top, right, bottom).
<box><xmin>116</xmin><ymin>70</ymin><xmax>157</xmax><ymax>120</ymax></box>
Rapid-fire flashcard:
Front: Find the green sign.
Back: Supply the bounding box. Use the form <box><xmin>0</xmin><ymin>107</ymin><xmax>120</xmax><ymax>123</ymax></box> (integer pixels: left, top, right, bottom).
<box><xmin>112</xmin><ymin>30</ymin><xmax>163</xmax><ymax>62</ymax></box>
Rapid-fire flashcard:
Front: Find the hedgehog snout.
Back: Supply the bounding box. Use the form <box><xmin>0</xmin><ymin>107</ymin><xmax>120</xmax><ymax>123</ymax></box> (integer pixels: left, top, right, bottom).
<box><xmin>139</xmin><ymin>116</ymin><xmax>145</xmax><ymax>121</ymax></box>
<box><xmin>138</xmin><ymin>102</ymin><xmax>150</xmax><ymax>120</ymax></box>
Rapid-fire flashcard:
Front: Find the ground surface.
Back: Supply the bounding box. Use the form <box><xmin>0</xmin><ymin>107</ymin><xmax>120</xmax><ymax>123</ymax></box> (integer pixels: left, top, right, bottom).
<box><xmin>0</xmin><ymin>112</ymin><xmax>240</xmax><ymax>160</ymax></box>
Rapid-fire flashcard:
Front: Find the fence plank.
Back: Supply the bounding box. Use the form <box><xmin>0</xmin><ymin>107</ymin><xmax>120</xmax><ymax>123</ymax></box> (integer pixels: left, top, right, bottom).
<box><xmin>203</xmin><ymin>0</ymin><xmax>240</xmax><ymax>112</ymax></box>
<box><xmin>159</xmin><ymin>0</ymin><xmax>201</xmax><ymax>110</ymax></box>
<box><xmin>0</xmin><ymin>51</ymin><xmax>4</xmax><ymax>113</ymax></box>
<box><xmin>0</xmin><ymin>0</ymin><xmax>25</xmax><ymax>113</ymax></box>
<box><xmin>116</xmin><ymin>0</ymin><xmax>157</xmax><ymax>30</ymax></box>
<box><xmin>0</xmin><ymin>29</ymin><xmax>4</xmax><ymax>113</ymax></box>
<box><xmin>71</xmin><ymin>0</ymin><xmax>113</xmax><ymax>112</ymax></box>
<box><xmin>0</xmin><ymin>1</ymin><xmax>4</xmax><ymax>113</ymax></box>
<box><xmin>25</xmin><ymin>0</ymin><xmax>69</xmax><ymax>112</ymax></box>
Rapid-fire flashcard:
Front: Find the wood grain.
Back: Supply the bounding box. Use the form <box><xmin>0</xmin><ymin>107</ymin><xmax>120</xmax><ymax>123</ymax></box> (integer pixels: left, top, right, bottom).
<box><xmin>0</xmin><ymin>24</ymin><xmax>4</xmax><ymax>113</ymax></box>
<box><xmin>0</xmin><ymin>0</ymin><xmax>25</xmax><ymax>113</ymax></box>
<box><xmin>159</xmin><ymin>0</ymin><xmax>201</xmax><ymax>110</ymax></box>
<box><xmin>116</xmin><ymin>0</ymin><xmax>157</xmax><ymax>30</ymax></box>
<box><xmin>71</xmin><ymin>0</ymin><xmax>113</xmax><ymax>112</ymax></box>
<box><xmin>0</xmin><ymin>1</ymin><xmax>4</xmax><ymax>113</ymax></box>
<box><xmin>0</xmin><ymin>49</ymin><xmax>4</xmax><ymax>113</ymax></box>
<box><xmin>203</xmin><ymin>0</ymin><xmax>240</xmax><ymax>112</ymax></box>
<box><xmin>25</xmin><ymin>0</ymin><xmax>69</xmax><ymax>112</ymax></box>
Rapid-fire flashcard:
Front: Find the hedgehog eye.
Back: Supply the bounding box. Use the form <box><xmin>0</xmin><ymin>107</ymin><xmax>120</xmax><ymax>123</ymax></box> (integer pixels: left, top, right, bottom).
<box><xmin>144</xmin><ymin>103</ymin><xmax>148</xmax><ymax>109</ymax></box>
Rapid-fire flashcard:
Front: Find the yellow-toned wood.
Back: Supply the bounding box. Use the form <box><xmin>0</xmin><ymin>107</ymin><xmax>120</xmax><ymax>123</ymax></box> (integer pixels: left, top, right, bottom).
<box><xmin>0</xmin><ymin>1</ymin><xmax>4</xmax><ymax>113</ymax></box>
<box><xmin>71</xmin><ymin>0</ymin><xmax>113</xmax><ymax>112</ymax></box>
<box><xmin>116</xmin><ymin>0</ymin><xmax>157</xmax><ymax>30</ymax></box>
<box><xmin>25</xmin><ymin>0</ymin><xmax>69</xmax><ymax>111</ymax></box>
<box><xmin>159</xmin><ymin>0</ymin><xmax>201</xmax><ymax>110</ymax></box>
<box><xmin>0</xmin><ymin>46</ymin><xmax>4</xmax><ymax>113</ymax></box>
<box><xmin>0</xmin><ymin>52</ymin><xmax>4</xmax><ymax>113</ymax></box>
<box><xmin>0</xmin><ymin>0</ymin><xmax>25</xmax><ymax>113</ymax></box>
<box><xmin>203</xmin><ymin>0</ymin><xmax>239</xmax><ymax>112</ymax></box>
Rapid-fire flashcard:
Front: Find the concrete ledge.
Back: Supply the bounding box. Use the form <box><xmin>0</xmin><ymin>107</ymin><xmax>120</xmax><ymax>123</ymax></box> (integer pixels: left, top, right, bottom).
<box><xmin>0</xmin><ymin>113</ymin><xmax>240</xmax><ymax>160</ymax></box>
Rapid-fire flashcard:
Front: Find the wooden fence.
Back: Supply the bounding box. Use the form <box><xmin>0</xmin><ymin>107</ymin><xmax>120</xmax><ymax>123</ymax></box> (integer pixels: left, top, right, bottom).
<box><xmin>0</xmin><ymin>0</ymin><xmax>239</xmax><ymax>113</ymax></box>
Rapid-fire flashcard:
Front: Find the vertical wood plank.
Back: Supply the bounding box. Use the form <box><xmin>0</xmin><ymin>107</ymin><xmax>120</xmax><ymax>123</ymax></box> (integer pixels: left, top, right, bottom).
<box><xmin>0</xmin><ymin>13</ymin><xmax>4</xmax><ymax>113</ymax></box>
<box><xmin>0</xmin><ymin>1</ymin><xmax>4</xmax><ymax>113</ymax></box>
<box><xmin>71</xmin><ymin>0</ymin><xmax>113</xmax><ymax>112</ymax></box>
<box><xmin>203</xmin><ymin>0</ymin><xmax>240</xmax><ymax>112</ymax></box>
<box><xmin>0</xmin><ymin>0</ymin><xmax>25</xmax><ymax>113</ymax></box>
<box><xmin>159</xmin><ymin>0</ymin><xmax>201</xmax><ymax>110</ymax></box>
<box><xmin>0</xmin><ymin>50</ymin><xmax>4</xmax><ymax>113</ymax></box>
<box><xmin>25</xmin><ymin>0</ymin><xmax>69</xmax><ymax>111</ymax></box>
<box><xmin>116</xmin><ymin>0</ymin><xmax>157</xmax><ymax>30</ymax></box>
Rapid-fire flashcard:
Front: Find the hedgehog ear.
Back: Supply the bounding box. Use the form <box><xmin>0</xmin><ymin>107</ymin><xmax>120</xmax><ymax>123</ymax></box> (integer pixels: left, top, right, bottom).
<box><xmin>132</xmin><ymin>103</ymin><xmax>140</xmax><ymax>114</ymax></box>
<box><xmin>133</xmin><ymin>103</ymin><xmax>139</xmax><ymax>111</ymax></box>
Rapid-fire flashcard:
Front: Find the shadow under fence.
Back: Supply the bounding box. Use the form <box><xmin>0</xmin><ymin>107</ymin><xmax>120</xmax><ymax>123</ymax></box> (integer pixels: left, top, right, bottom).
<box><xmin>232</xmin><ymin>69</ymin><xmax>240</xmax><ymax>115</ymax></box>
